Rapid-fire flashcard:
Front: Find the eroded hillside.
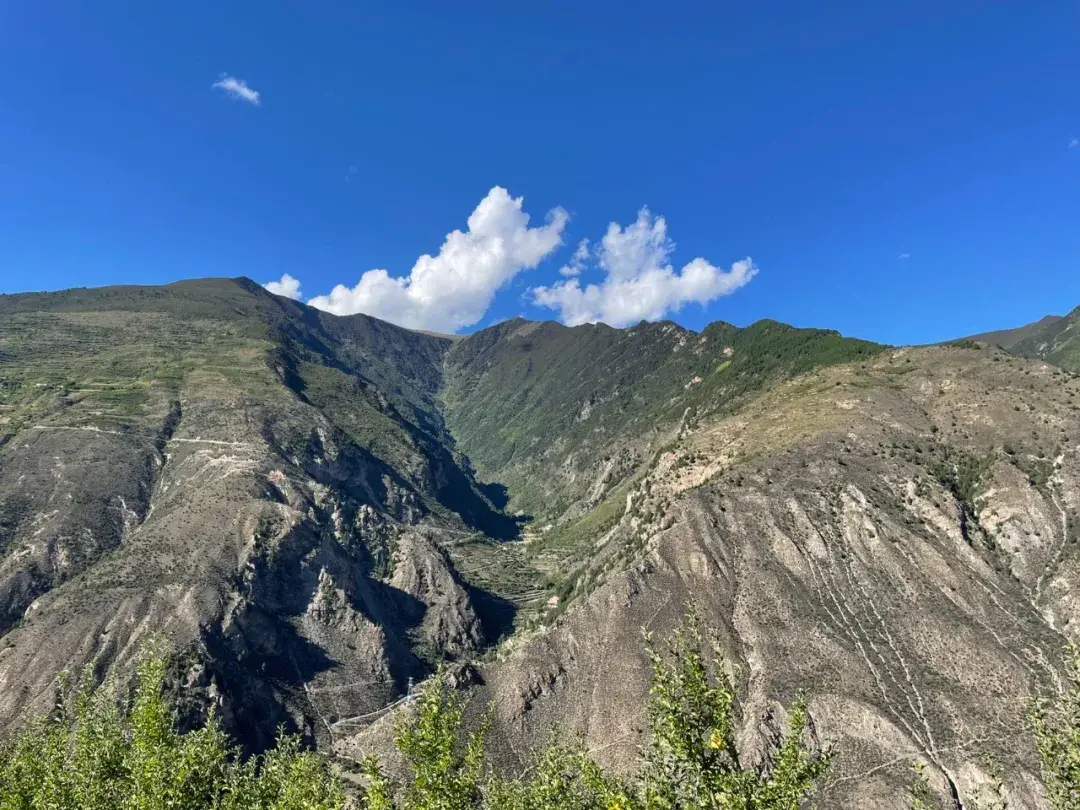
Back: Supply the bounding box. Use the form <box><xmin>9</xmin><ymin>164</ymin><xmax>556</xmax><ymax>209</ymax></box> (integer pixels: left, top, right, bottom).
<box><xmin>345</xmin><ymin>344</ymin><xmax>1080</xmax><ymax>809</ymax></box>
<box><xmin>2</xmin><ymin>278</ymin><xmax>1079</xmax><ymax>808</ymax></box>
<box><xmin>0</xmin><ymin>279</ymin><xmax>512</xmax><ymax>750</ymax></box>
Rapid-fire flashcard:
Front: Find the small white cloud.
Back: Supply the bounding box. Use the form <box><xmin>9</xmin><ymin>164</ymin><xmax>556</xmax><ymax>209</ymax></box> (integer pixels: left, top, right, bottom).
<box><xmin>212</xmin><ymin>74</ymin><xmax>261</xmax><ymax>105</ymax></box>
<box><xmin>532</xmin><ymin>208</ymin><xmax>756</xmax><ymax>327</ymax></box>
<box><xmin>308</xmin><ymin>187</ymin><xmax>568</xmax><ymax>332</ymax></box>
<box><xmin>558</xmin><ymin>239</ymin><xmax>591</xmax><ymax>277</ymax></box>
<box><xmin>898</xmin><ymin>252</ymin><xmax>911</xmax><ymax>260</ymax></box>
<box><xmin>264</xmin><ymin>273</ymin><xmax>302</xmax><ymax>300</ymax></box>
<box><xmin>1070</xmin><ymin>138</ymin><xmax>1079</xmax><ymax>148</ymax></box>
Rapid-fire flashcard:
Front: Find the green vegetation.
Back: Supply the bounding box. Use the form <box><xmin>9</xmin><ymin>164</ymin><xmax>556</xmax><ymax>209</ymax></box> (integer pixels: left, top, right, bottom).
<box><xmin>440</xmin><ymin>317</ymin><xmax>885</xmax><ymax>614</ymax></box>
<box><xmin>0</xmin><ymin>649</ymin><xmax>347</xmax><ymax>810</ymax></box>
<box><xmin>1032</xmin><ymin>646</ymin><xmax>1080</xmax><ymax>810</ymax></box>
<box><xmin>1012</xmin><ymin>454</ymin><xmax>1055</xmax><ymax>491</ymax></box>
<box><xmin>442</xmin><ymin>318</ymin><xmax>884</xmax><ymax>523</ymax></box>
<box><xmin>12</xmin><ymin>600</ymin><xmax>1074</xmax><ymax>808</ymax></box>
<box><xmin>927</xmin><ymin>447</ymin><xmax>993</xmax><ymax>518</ymax></box>
<box><xmin>533</xmin><ymin>487</ymin><xmax>627</xmax><ymax>557</ymax></box>
<box><xmin>1007</xmin><ymin>306</ymin><xmax>1080</xmax><ymax>374</ymax></box>
<box><xmin>3</xmin><ymin>526</ymin><xmax>1080</xmax><ymax>810</ymax></box>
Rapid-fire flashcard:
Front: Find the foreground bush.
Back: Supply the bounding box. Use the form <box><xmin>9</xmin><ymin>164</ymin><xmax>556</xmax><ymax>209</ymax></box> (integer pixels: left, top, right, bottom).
<box><xmin>0</xmin><ymin>650</ymin><xmax>348</xmax><ymax>810</ymax></box>
<box><xmin>1032</xmin><ymin>646</ymin><xmax>1080</xmax><ymax>810</ymax></box>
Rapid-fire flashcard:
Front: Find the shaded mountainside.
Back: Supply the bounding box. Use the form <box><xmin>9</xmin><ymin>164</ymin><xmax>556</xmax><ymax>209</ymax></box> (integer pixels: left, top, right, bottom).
<box><xmin>1</xmin><ymin>277</ymin><xmax>1079</xmax><ymax>807</ymax></box>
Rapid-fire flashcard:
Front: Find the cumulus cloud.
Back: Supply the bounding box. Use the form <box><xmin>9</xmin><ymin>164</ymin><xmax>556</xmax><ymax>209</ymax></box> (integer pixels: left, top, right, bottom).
<box><xmin>308</xmin><ymin>187</ymin><xmax>570</xmax><ymax>332</ymax></box>
<box><xmin>308</xmin><ymin>187</ymin><xmax>568</xmax><ymax>332</ymax></box>
<box><xmin>1071</xmin><ymin>138</ymin><xmax>1079</xmax><ymax>148</ymax></box>
<box><xmin>531</xmin><ymin>208</ymin><xmax>757</xmax><ymax>327</ymax></box>
<box><xmin>264</xmin><ymin>273</ymin><xmax>302</xmax><ymax>300</ymax></box>
<box><xmin>212</xmin><ymin>75</ymin><xmax>261</xmax><ymax>105</ymax></box>
<box><xmin>559</xmin><ymin>239</ymin><xmax>591</xmax><ymax>276</ymax></box>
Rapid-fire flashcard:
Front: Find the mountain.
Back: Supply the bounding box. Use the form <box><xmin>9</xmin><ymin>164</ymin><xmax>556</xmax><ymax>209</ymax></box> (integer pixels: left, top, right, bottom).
<box><xmin>1</xmin><ymin>278</ymin><xmax>1079</xmax><ymax>808</ymax></box>
<box><xmin>0</xmin><ymin>278</ymin><xmax>511</xmax><ymax>751</ymax></box>
<box><xmin>964</xmin><ymin>314</ymin><xmax>1064</xmax><ymax>351</ymax></box>
<box><xmin>1008</xmin><ymin>307</ymin><xmax>1080</xmax><ymax>373</ymax></box>
<box><xmin>963</xmin><ymin>308</ymin><xmax>1080</xmax><ymax>373</ymax></box>
<box><xmin>349</xmin><ymin>339</ymin><xmax>1080</xmax><ymax>809</ymax></box>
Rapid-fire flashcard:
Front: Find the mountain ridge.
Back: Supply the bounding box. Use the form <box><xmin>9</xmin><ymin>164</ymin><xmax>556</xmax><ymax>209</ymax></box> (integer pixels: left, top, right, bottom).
<box><xmin>963</xmin><ymin>314</ymin><xmax>1064</xmax><ymax>350</ymax></box>
<box><xmin>959</xmin><ymin>307</ymin><xmax>1080</xmax><ymax>373</ymax></box>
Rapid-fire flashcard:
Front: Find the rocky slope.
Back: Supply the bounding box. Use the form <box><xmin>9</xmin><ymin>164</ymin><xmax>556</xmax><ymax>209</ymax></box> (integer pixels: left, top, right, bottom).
<box><xmin>346</xmin><ymin>345</ymin><xmax>1080</xmax><ymax>809</ymax></box>
<box><xmin>0</xmin><ymin>279</ymin><xmax>509</xmax><ymax>750</ymax></box>
<box><xmin>2</xmin><ymin>278</ymin><xmax>1079</xmax><ymax>807</ymax></box>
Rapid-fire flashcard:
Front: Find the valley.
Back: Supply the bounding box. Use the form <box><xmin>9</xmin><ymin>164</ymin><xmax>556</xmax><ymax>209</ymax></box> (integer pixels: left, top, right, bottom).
<box><xmin>1</xmin><ymin>278</ymin><xmax>1079</xmax><ymax>807</ymax></box>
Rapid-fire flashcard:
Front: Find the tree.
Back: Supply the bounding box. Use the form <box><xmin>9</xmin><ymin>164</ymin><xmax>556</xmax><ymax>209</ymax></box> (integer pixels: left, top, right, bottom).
<box><xmin>484</xmin><ymin>743</ymin><xmax>634</xmax><ymax>810</ymax></box>
<box><xmin>0</xmin><ymin>608</ymin><xmax>831</xmax><ymax>810</ymax></box>
<box><xmin>0</xmin><ymin>647</ymin><xmax>350</xmax><ymax>810</ymax></box>
<box><xmin>375</xmin><ymin>670</ymin><xmax>489</xmax><ymax>810</ymax></box>
<box><xmin>639</xmin><ymin>605</ymin><xmax>829</xmax><ymax>810</ymax></box>
<box><xmin>1032</xmin><ymin>645</ymin><xmax>1080</xmax><ymax>810</ymax></box>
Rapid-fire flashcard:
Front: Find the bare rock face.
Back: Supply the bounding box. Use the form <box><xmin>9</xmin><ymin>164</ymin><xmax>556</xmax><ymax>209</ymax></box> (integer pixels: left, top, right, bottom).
<box><xmin>388</xmin><ymin>533</ymin><xmax>485</xmax><ymax>657</ymax></box>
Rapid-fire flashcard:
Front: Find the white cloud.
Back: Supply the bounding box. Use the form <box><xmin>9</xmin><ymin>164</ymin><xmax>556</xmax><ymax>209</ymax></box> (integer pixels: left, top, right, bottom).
<box><xmin>1071</xmin><ymin>138</ymin><xmax>1079</xmax><ymax>148</ymax></box>
<box><xmin>308</xmin><ymin>187</ymin><xmax>568</xmax><ymax>332</ymax></box>
<box><xmin>531</xmin><ymin>207</ymin><xmax>756</xmax><ymax>327</ymax></box>
<box><xmin>212</xmin><ymin>75</ymin><xmax>261</xmax><ymax>105</ymax></box>
<box><xmin>264</xmin><ymin>273</ymin><xmax>302</xmax><ymax>300</ymax></box>
<box><xmin>559</xmin><ymin>239</ymin><xmax>591</xmax><ymax>276</ymax></box>
<box><xmin>898</xmin><ymin>252</ymin><xmax>911</xmax><ymax>260</ymax></box>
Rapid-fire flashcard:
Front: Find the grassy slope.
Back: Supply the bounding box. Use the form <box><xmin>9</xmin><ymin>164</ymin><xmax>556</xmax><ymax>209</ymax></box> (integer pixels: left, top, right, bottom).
<box><xmin>1008</xmin><ymin>305</ymin><xmax>1080</xmax><ymax>373</ymax></box>
<box><xmin>441</xmin><ymin>317</ymin><xmax>883</xmax><ymax>518</ymax></box>
<box><xmin>0</xmin><ymin>276</ymin><xmax>468</xmax><ymax>470</ymax></box>
<box><xmin>439</xmin><ymin>317</ymin><xmax>885</xmax><ymax>608</ymax></box>
<box><xmin>964</xmin><ymin>314</ymin><xmax>1064</xmax><ymax>350</ymax></box>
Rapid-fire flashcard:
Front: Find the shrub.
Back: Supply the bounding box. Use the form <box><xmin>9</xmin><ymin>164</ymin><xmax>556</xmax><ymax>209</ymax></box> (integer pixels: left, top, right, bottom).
<box><xmin>638</xmin><ymin>606</ymin><xmax>829</xmax><ymax>809</ymax></box>
<box><xmin>361</xmin><ymin>605</ymin><xmax>830</xmax><ymax>810</ymax></box>
<box><xmin>0</xmin><ymin>648</ymin><xmax>349</xmax><ymax>810</ymax></box>
<box><xmin>0</xmin><ymin>609</ymin><xmax>830</xmax><ymax>810</ymax></box>
<box><xmin>1032</xmin><ymin>646</ymin><xmax>1080</xmax><ymax>810</ymax></box>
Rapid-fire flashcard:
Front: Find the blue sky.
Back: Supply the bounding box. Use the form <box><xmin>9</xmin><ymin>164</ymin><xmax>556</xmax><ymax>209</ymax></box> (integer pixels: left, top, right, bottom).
<box><xmin>1</xmin><ymin>1</ymin><xmax>1078</xmax><ymax>343</ymax></box>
